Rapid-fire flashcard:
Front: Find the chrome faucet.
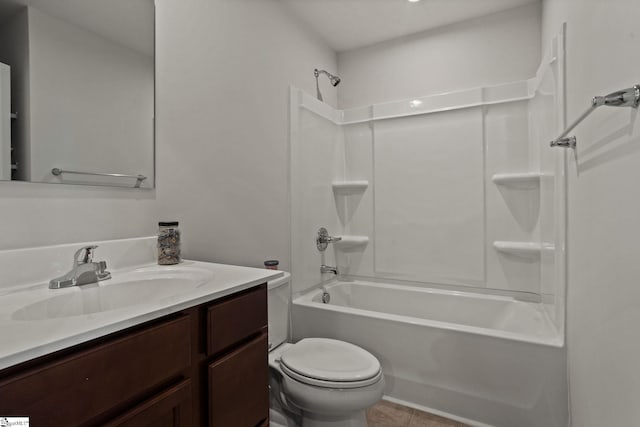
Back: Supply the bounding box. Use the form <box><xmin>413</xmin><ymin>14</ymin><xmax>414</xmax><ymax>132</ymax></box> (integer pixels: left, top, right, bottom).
<box><xmin>49</xmin><ymin>245</ymin><xmax>111</xmax><ymax>289</ymax></box>
<box><xmin>320</xmin><ymin>264</ymin><xmax>338</xmax><ymax>275</ymax></box>
<box><xmin>316</xmin><ymin>227</ymin><xmax>342</xmax><ymax>252</ymax></box>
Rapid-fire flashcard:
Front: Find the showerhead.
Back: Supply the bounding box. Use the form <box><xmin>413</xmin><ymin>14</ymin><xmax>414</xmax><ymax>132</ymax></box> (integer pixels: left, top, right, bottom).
<box><xmin>314</xmin><ymin>69</ymin><xmax>340</xmax><ymax>86</ymax></box>
<box><xmin>314</xmin><ymin>68</ymin><xmax>341</xmax><ymax>101</ymax></box>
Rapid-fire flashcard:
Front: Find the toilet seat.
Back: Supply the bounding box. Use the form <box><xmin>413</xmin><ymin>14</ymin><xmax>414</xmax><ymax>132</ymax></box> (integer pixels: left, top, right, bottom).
<box><xmin>279</xmin><ymin>338</ymin><xmax>382</xmax><ymax>389</ymax></box>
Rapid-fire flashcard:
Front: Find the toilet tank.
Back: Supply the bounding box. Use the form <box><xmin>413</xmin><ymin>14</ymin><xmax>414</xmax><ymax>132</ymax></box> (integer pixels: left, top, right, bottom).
<box><xmin>267</xmin><ymin>272</ymin><xmax>291</xmax><ymax>350</ymax></box>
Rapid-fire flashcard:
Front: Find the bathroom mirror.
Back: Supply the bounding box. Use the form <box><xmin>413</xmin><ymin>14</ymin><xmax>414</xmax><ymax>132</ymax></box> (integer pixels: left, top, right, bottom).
<box><xmin>0</xmin><ymin>0</ymin><xmax>155</xmax><ymax>188</ymax></box>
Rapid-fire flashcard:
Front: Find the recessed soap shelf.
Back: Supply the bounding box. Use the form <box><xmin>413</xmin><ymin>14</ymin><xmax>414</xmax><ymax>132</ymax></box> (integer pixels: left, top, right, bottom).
<box><xmin>493</xmin><ymin>241</ymin><xmax>555</xmax><ymax>259</ymax></box>
<box><xmin>332</xmin><ymin>180</ymin><xmax>369</xmax><ymax>195</ymax></box>
<box><xmin>334</xmin><ymin>235</ymin><xmax>369</xmax><ymax>250</ymax></box>
<box><xmin>491</xmin><ymin>173</ymin><xmax>542</xmax><ymax>189</ymax></box>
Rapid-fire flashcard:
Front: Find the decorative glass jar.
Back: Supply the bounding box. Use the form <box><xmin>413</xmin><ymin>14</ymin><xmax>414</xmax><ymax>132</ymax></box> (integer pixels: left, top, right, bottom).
<box><xmin>158</xmin><ymin>221</ymin><xmax>181</xmax><ymax>265</ymax></box>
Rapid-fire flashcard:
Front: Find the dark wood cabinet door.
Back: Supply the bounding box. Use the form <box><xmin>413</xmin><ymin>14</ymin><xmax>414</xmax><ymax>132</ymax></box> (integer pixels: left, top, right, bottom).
<box><xmin>104</xmin><ymin>379</ymin><xmax>192</xmax><ymax>427</ymax></box>
<box><xmin>207</xmin><ymin>284</ymin><xmax>267</xmax><ymax>356</ymax></box>
<box><xmin>208</xmin><ymin>333</ymin><xmax>268</xmax><ymax>427</ymax></box>
<box><xmin>0</xmin><ymin>316</ymin><xmax>190</xmax><ymax>427</ymax></box>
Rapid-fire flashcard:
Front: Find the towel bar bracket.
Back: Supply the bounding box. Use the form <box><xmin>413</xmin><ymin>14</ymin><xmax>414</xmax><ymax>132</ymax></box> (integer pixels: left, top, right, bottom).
<box><xmin>550</xmin><ymin>136</ymin><xmax>576</xmax><ymax>149</ymax></box>
<box><xmin>549</xmin><ymin>84</ymin><xmax>640</xmax><ymax>149</ymax></box>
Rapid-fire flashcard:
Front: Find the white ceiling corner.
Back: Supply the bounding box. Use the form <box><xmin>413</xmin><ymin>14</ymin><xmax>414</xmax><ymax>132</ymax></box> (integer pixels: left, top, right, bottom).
<box><xmin>279</xmin><ymin>0</ymin><xmax>540</xmax><ymax>52</ymax></box>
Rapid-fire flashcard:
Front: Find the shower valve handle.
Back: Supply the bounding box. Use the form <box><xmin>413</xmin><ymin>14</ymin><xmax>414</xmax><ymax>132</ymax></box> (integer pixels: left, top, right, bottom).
<box><xmin>316</xmin><ymin>227</ymin><xmax>342</xmax><ymax>252</ymax></box>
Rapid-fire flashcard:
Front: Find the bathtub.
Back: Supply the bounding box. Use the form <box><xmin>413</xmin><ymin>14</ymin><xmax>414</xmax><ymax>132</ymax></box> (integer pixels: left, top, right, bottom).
<box><xmin>292</xmin><ymin>280</ymin><xmax>568</xmax><ymax>427</ymax></box>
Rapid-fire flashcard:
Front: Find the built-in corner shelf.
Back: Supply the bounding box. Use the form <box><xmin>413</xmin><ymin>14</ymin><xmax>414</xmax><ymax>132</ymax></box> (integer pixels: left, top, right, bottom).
<box><xmin>332</xmin><ymin>180</ymin><xmax>369</xmax><ymax>195</ymax></box>
<box><xmin>335</xmin><ymin>235</ymin><xmax>369</xmax><ymax>250</ymax></box>
<box><xmin>493</xmin><ymin>241</ymin><xmax>555</xmax><ymax>259</ymax></box>
<box><xmin>491</xmin><ymin>173</ymin><xmax>541</xmax><ymax>189</ymax></box>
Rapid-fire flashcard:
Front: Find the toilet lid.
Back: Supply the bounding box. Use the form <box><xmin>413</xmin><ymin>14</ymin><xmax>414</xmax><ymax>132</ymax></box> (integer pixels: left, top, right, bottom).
<box><xmin>280</xmin><ymin>338</ymin><xmax>381</xmax><ymax>387</ymax></box>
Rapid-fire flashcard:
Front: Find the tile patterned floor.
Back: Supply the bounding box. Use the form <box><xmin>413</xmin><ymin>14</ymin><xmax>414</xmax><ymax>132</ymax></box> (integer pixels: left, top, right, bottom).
<box><xmin>366</xmin><ymin>400</ymin><xmax>469</xmax><ymax>427</ymax></box>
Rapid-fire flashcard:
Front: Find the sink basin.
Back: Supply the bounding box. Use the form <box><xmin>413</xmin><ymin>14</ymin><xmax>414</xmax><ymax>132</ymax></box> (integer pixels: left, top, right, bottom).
<box><xmin>12</xmin><ymin>265</ymin><xmax>214</xmax><ymax>321</ymax></box>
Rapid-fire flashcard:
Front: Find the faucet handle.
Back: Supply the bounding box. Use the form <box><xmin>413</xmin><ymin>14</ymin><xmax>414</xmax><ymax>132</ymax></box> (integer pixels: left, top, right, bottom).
<box><xmin>316</xmin><ymin>227</ymin><xmax>342</xmax><ymax>252</ymax></box>
<box><xmin>73</xmin><ymin>245</ymin><xmax>98</xmax><ymax>266</ymax></box>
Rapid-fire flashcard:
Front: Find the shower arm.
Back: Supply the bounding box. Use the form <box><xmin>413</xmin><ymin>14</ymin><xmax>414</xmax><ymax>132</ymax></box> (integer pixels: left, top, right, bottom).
<box><xmin>315</xmin><ymin>71</ymin><xmax>324</xmax><ymax>102</ymax></box>
<box><xmin>315</xmin><ymin>69</ymin><xmax>331</xmax><ymax>79</ymax></box>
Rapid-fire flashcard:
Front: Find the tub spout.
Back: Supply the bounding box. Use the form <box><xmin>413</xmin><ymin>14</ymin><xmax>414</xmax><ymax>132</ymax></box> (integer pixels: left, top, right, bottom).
<box><xmin>320</xmin><ymin>264</ymin><xmax>338</xmax><ymax>275</ymax></box>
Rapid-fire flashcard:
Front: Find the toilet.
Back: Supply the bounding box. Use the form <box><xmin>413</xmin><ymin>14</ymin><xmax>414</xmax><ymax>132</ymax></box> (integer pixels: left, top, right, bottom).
<box><xmin>267</xmin><ymin>273</ymin><xmax>385</xmax><ymax>427</ymax></box>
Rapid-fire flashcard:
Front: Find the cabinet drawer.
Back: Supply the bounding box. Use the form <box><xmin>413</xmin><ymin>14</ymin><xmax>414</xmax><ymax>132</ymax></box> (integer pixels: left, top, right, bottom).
<box><xmin>208</xmin><ymin>333</ymin><xmax>269</xmax><ymax>427</ymax></box>
<box><xmin>104</xmin><ymin>379</ymin><xmax>192</xmax><ymax>427</ymax></box>
<box><xmin>0</xmin><ymin>315</ymin><xmax>191</xmax><ymax>427</ymax></box>
<box><xmin>207</xmin><ymin>284</ymin><xmax>267</xmax><ymax>355</ymax></box>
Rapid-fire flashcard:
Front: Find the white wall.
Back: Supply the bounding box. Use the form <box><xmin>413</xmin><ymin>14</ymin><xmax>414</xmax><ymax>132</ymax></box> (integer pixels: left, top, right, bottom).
<box><xmin>542</xmin><ymin>0</ymin><xmax>640</xmax><ymax>425</ymax></box>
<box><xmin>0</xmin><ymin>181</ymin><xmax>157</xmax><ymax>251</ymax></box>
<box><xmin>154</xmin><ymin>0</ymin><xmax>337</xmax><ymax>271</ymax></box>
<box><xmin>28</xmin><ymin>7</ymin><xmax>154</xmax><ymax>186</ymax></box>
<box><xmin>337</xmin><ymin>3</ymin><xmax>542</xmax><ymax>109</ymax></box>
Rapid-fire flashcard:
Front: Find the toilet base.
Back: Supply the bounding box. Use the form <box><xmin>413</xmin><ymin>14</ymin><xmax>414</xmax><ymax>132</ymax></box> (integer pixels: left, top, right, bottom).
<box><xmin>302</xmin><ymin>410</ymin><xmax>367</xmax><ymax>427</ymax></box>
<box><xmin>270</xmin><ymin>408</ymin><xmax>296</xmax><ymax>427</ymax></box>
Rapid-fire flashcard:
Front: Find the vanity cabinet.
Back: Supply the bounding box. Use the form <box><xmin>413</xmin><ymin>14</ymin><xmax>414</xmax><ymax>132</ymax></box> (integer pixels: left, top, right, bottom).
<box><xmin>206</xmin><ymin>282</ymin><xmax>269</xmax><ymax>426</ymax></box>
<box><xmin>104</xmin><ymin>379</ymin><xmax>192</xmax><ymax>427</ymax></box>
<box><xmin>209</xmin><ymin>333</ymin><xmax>269</xmax><ymax>426</ymax></box>
<box><xmin>0</xmin><ymin>283</ymin><xmax>269</xmax><ymax>427</ymax></box>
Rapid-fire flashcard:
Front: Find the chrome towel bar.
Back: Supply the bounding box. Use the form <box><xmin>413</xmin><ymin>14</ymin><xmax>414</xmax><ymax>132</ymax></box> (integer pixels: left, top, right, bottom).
<box><xmin>51</xmin><ymin>168</ymin><xmax>147</xmax><ymax>188</ymax></box>
<box><xmin>550</xmin><ymin>85</ymin><xmax>640</xmax><ymax>149</ymax></box>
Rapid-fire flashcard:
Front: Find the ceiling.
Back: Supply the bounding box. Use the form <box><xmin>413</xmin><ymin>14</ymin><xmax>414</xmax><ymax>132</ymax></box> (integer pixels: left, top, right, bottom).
<box><xmin>0</xmin><ymin>0</ymin><xmax>540</xmax><ymax>58</ymax></box>
<box><xmin>280</xmin><ymin>0</ymin><xmax>540</xmax><ymax>52</ymax></box>
<box><xmin>0</xmin><ymin>0</ymin><xmax>154</xmax><ymax>56</ymax></box>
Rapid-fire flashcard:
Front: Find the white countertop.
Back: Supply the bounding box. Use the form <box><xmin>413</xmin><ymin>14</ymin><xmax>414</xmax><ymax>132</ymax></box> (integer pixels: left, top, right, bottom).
<box><xmin>0</xmin><ymin>260</ymin><xmax>282</xmax><ymax>371</ymax></box>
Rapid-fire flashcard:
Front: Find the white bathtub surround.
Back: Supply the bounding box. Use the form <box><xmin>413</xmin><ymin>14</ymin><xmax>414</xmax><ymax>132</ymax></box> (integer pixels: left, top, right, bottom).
<box><xmin>290</xmin><ymin>28</ymin><xmax>566</xmax><ymax>299</ymax></box>
<box><xmin>290</xmin><ymin>24</ymin><xmax>568</xmax><ymax>427</ymax></box>
<box><xmin>293</xmin><ymin>280</ymin><xmax>567</xmax><ymax>427</ymax></box>
<box><xmin>0</xmin><ymin>236</ymin><xmax>281</xmax><ymax>370</ymax></box>
<box><xmin>297</xmin><ymin>79</ymin><xmax>532</xmax><ymax>126</ymax></box>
